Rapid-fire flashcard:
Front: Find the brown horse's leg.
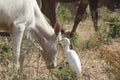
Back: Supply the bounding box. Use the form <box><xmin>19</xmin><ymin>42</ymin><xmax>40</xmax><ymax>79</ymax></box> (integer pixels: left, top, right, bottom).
<box><xmin>89</xmin><ymin>0</ymin><xmax>98</xmax><ymax>31</ymax></box>
<box><xmin>71</xmin><ymin>0</ymin><xmax>88</xmax><ymax>37</ymax></box>
<box><xmin>41</xmin><ymin>0</ymin><xmax>56</xmax><ymax>27</ymax></box>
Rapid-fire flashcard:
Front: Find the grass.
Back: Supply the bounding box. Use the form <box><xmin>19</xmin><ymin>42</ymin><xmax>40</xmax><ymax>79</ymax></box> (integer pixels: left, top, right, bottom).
<box><xmin>56</xmin><ymin>3</ymin><xmax>73</xmax><ymax>26</ymax></box>
<box><xmin>0</xmin><ymin>38</ymin><xmax>12</xmax><ymax>65</ymax></box>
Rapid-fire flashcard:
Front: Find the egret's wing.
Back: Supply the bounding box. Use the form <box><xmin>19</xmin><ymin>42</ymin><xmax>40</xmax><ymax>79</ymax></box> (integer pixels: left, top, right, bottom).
<box><xmin>66</xmin><ymin>50</ymin><xmax>81</xmax><ymax>71</ymax></box>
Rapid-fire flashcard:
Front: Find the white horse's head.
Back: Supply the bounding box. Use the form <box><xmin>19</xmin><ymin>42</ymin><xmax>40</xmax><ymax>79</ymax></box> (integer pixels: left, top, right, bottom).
<box><xmin>40</xmin><ymin>23</ymin><xmax>62</xmax><ymax>68</ymax></box>
<box><xmin>26</xmin><ymin>2</ymin><xmax>63</xmax><ymax>68</ymax></box>
<box><xmin>30</xmin><ymin>22</ymin><xmax>62</xmax><ymax>68</ymax></box>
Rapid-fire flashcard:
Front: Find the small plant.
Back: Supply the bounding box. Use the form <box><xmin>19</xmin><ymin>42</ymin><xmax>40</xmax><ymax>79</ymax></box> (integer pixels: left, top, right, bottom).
<box><xmin>51</xmin><ymin>60</ymin><xmax>81</xmax><ymax>80</ymax></box>
<box><xmin>70</xmin><ymin>32</ymin><xmax>79</xmax><ymax>47</ymax></box>
<box><xmin>97</xmin><ymin>26</ymin><xmax>110</xmax><ymax>46</ymax></box>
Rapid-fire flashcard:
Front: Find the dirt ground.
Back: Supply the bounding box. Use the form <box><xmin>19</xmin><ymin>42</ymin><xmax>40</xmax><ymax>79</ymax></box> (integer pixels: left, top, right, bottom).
<box><xmin>0</xmin><ymin>19</ymin><xmax>120</xmax><ymax>80</ymax></box>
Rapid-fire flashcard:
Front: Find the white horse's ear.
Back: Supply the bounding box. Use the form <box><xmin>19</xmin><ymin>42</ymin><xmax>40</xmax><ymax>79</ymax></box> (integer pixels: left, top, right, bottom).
<box><xmin>54</xmin><ymin>22</ymin><xmax>61</xmax><ymax>36</ymax></box>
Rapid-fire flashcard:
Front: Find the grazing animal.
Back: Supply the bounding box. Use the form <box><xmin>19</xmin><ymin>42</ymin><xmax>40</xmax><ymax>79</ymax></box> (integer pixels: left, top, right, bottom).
<box><xmin>0</xmin><ymin>0</ymin><xmax>61</xmax><ymax>72</ymax></box>
<box><xmin>38</xmin><ymin>0</ymin><xmax>97</xmax><ymax>34</ymax></box>
<box><xmin>61</xmin><ymin>38</ymin><xmax>82</xmax><ymax>77</ymax></box>
<box><xmin>38</xmin><ymin>0</ymin><xmax>120</xmax><ymax>36</ymax></box>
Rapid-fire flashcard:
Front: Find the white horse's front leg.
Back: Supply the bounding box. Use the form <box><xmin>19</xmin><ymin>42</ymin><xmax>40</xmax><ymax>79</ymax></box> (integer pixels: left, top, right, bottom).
<box><xmin>12</xmin><ymin>20</ymin><xmax>26</xmax><ymax>72</ymax></box>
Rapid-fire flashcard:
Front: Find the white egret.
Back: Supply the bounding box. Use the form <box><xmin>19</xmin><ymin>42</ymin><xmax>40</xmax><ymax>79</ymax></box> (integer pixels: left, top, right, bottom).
<box><xmin>61</xmin><ymin>37</ymin><xmax>82</xmax><ymax>77</ymax></box>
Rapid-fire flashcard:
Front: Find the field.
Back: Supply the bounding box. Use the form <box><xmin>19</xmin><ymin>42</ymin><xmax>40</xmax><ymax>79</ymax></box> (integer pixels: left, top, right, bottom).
<box><xmin>0</xmin><ymin>5</ymin><xmax>120</xmax><ymax>80</ymax></box>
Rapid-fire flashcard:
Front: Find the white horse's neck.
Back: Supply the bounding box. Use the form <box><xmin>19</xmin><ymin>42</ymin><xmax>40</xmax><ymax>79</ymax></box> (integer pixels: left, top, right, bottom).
<box><xmin>34</xmin><ymin>1</ymin><xmax>55</xmax><ymax>38</ymax></box>
<box><xmin>30</xmin><ymin>1</ymin><xmax>57</xmax><ymax>51</ymax></box>
<box><xmin>64</xmin><ymin>45</ymin><xmax>70</xmax><ymax>54</ymax></box>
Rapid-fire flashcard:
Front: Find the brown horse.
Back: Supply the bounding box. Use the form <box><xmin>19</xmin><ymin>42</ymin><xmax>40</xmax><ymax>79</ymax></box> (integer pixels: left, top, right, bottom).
<box><xmin>39</xmin><ymin>0</ymin><xmax>98</xmax><ymax>36</ymax></box>
<box><xmin>39</xmin><ymin>0</ymin><xmax>120</xmax><ymax>36</ymax></box>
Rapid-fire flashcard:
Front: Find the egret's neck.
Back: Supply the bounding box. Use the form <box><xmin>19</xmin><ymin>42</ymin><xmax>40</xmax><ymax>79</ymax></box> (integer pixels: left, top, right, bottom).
<box><xmin>64</xmin><ymin>45</ymin><xmax>70</xmax><ymax>53</ymax></box>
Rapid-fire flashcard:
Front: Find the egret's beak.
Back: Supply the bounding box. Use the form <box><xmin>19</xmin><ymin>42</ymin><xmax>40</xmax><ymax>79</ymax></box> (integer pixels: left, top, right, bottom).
<box><xmin>56</xmin><ymin>39</ymin><xmax>63</xmax><ymax>48</ymax></box>
<box><xmin>58</xmin><ymin>39</ymin><xmax>63</xmax><ymax>43</ymax></box>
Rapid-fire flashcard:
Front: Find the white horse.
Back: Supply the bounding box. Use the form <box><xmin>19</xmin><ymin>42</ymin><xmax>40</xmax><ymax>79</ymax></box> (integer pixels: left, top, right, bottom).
<box><xmin>0</xmin><ymin>0</ymin><xmax>61</xmax><ymax>72</ymax></box>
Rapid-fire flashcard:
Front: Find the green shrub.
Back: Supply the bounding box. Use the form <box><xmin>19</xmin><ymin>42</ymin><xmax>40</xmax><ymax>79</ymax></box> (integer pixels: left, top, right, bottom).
<box><xmin>56</xmin><ymin>4</ymin><xmax>73</xmax><ymax>25</ymax></box>
<box><xmin>0</xmin><ymin>43</ymin><xmax>12</xmax><ymax>62</ymax></box>
<box><xmin>105</xmin><ymin>16</ymin><xmax>120</xmax><ymax>38</ymax></box>
<box><xmin>106</xmin><ymin>16</ymin><xmax>119</xmax><ymax>22</ymax></box>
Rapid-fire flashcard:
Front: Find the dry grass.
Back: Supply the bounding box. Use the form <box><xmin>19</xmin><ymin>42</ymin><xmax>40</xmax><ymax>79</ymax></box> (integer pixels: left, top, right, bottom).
<box><xmin>99</xmin><ymin>39</ymin><xmax>120</xmax><ymax>80</ymax></box>
<box><xmin>0</xmin><ymin>20</ymin><xmax>120</xmax><ymax>80</ymax></box>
